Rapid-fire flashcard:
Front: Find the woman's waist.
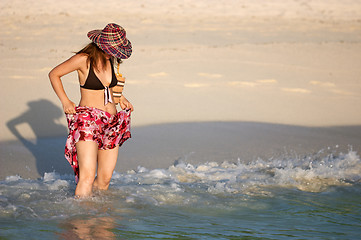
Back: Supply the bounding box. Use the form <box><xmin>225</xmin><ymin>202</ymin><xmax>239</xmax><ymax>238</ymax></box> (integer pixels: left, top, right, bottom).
<box><xmin>78</xmin><ymin>100</ymin><xmax>117</xmax><ymax>115</ymax></box>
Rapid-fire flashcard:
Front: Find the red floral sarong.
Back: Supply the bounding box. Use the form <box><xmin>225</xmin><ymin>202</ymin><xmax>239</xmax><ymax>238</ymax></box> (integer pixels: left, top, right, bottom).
<box><xmin>64</xmin><ymin>106</ymin><xmax>131</xmax><ymax>182</ymax></box>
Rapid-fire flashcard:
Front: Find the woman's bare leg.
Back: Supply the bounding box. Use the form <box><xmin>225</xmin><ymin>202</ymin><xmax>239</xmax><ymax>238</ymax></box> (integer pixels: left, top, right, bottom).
<box><xmin>93</xmin><ymin>146</ymin><xmax>119</xmax><ymax>190</ymax></box>
<box><xmin>75</xmin><ymin>141</ymin><xmax>98</xmax><ymax>197</ymax></box>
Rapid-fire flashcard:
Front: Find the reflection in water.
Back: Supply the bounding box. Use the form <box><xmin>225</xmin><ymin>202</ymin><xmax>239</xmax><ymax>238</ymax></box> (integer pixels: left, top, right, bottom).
<box><xmin>56</xmin><ymin>193</ymin><xmax>124</xmax><ymax>240</ymax></box>
<box><xmin>59</xmin><ymin>216</ymin><xmax>117</xmax><ymax>240</ymax></box>
<box><xmin>6</xmin><ymin>99</ymin><xmax>69</xmax><ymax>176</ymax></box>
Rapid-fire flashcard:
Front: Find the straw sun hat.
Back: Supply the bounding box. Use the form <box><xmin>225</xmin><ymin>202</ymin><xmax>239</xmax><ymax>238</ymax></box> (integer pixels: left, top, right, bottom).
<box><xmin>87</xmin><ymin>23</ymin><xmax>132</xmax><ymax>59</ymax></box>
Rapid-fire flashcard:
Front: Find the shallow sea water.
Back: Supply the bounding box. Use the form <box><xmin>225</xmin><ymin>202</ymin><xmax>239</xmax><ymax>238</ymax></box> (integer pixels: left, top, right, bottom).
<box><xmin>1</xmin><ymin>148</ymin><xmax>361</xmax><ymax>239</ymax></box>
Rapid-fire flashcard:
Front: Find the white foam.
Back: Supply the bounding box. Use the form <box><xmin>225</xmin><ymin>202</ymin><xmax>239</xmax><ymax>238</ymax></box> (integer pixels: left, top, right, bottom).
<box><xmin>43</xmin><ymin>172</ymin><xmax>60</xmax><ymax>182</ymax></box>
<box><xmin>5</xmin><ymin>175</ymin><xmax>22</xmax><ymax>182</ymax></box>
<box><xmin>110</xmin><ymin>149</ymin><xmax>360</xmax><ymax>207</ymax></box>
<box><xmin>1</xmin><ymin>149</ymin><xmax>360</xmax><ymax>219</ymax></box>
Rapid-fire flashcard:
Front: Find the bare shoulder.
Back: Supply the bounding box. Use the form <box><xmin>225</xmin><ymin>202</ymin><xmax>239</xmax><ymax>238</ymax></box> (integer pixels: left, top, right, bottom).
<box><xmin>73</xmin><ymin>53</ymin><xmax>89</xmax><ymax>61</ymax></box>
<box><xmin>49</xmin><ymin>53</ymin><xmax>89</xmax><ymax>77</ymax></box>
<box><xmin>69</xmin><ymin>53</ymin><xmax>89</xmax><ymax>67</ymax></box>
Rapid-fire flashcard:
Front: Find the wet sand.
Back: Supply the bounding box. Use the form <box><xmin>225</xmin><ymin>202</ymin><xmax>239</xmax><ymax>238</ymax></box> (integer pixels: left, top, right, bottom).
<box><xmin>1</xmin><ymin>122</ymin><xmax>360</xmax><ymax>180</ymax></box>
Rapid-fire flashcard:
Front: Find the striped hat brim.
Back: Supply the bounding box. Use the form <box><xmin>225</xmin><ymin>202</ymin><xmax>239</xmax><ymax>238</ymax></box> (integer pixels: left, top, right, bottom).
<box><xmin>87</xmin><ymin>24</ymin><xmax>132</xmax><ymax>59</ymax></box>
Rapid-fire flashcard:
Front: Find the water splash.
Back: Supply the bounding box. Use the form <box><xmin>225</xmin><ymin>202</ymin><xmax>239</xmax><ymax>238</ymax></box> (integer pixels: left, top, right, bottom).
<box><xmin>0</xmin><ymin>149</ymin><xmax>360</xmax><ymax>220</ymax></box>
<box><xmin>110</xmin><ymin>148</ymin><xmax>360</xmax><ymax>207</ymax></box>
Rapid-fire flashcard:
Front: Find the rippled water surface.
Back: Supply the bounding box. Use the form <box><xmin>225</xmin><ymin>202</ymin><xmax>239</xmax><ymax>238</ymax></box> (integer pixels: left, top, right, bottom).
<box><xmin>1</xmin><ymin>149</ymin><xmax>361</xmax><ymax>239</ymax></box>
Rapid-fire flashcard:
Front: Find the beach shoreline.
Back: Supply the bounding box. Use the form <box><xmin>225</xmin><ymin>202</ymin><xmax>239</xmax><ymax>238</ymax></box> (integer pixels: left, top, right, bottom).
<box><xmin>1</xmin><ymin>121</ymin><xmax>360</xmax><ymax>180</ymax></box>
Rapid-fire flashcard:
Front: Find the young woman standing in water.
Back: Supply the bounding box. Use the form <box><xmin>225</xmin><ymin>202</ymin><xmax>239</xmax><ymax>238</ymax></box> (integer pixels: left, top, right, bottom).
<box><xmin>49</xmin><ymin>23</ymin><xmax>133</xmax><ymax>197</ymax></box>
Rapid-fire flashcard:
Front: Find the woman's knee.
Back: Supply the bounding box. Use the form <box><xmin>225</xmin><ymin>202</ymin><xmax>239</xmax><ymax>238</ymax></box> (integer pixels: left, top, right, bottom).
<box><xmin>78</xmin><ymin>174</ymin><xmax>95</xmax><ymax>186</ymax></box>
<box><xmin>97</xmin><ymin>174</ymin><xmax>112</xmax><ymax>186</ymax></box>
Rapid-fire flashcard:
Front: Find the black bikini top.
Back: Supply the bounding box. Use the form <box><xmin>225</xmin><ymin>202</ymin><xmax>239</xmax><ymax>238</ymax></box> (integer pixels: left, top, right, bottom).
<box><xmin>80</xmin><ymin>60</ymin><xmax>117</xmax><ymax>90</ymax></box>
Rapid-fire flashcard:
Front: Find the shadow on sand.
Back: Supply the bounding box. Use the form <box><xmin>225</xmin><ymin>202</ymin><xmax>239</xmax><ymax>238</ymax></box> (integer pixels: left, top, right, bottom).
<box><xmin>3</xmin><ymin>100</ymin><xmax>361</xmax><ymax>179</ymax></box>
<box><xmin>6</xmin><ymin>99</ymin><xmax>70</xmax><ymax>178</ymax></box>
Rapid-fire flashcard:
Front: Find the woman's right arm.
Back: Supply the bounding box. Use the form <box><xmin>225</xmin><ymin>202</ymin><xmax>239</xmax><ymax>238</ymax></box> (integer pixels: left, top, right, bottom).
<box><xmin>48</xmin><ymin>54</ymin><xmax>87</xmax><ymax>114</ymax></box>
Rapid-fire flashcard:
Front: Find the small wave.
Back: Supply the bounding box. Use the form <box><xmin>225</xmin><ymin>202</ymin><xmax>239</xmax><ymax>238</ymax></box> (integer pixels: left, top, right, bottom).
<box><xmin>110</xmin><ymin>148</ymin><xmax>360</xmax><ymax>206</ymax></box>
<box><xmin>1</xmin><ymin>149</ymin><xmax>360</xmax><ymax>219</ymax></box>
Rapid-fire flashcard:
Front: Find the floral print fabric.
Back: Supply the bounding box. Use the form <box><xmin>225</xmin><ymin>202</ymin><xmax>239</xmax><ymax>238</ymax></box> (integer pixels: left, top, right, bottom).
<box><xmin>65</xmin><ymin>106</ymin><xmax>131</xmax><ymax>182</ymax></box>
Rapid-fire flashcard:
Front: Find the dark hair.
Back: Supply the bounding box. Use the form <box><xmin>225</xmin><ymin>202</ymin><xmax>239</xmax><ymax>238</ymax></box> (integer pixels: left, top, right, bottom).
<box><xmin>77</xmin><ymin>43</ymin><xmax>108</xmax><ymax>72</ymax></box>
<box><xmin>77</xmin><ymin>42</ymin><xmax>123</xmax><ymax>72</ymax></box>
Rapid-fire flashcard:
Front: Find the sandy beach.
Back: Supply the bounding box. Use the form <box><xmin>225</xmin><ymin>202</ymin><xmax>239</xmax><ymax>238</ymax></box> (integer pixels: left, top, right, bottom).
<box><xmin>1</xmin><ymin>2</ymin><xmax>361</xmax><ymax>239</ymax></box>
<box><xmin>1</xmin><ymin>0</ymin><xmax>361</xmax><ymax>179</ymax></box>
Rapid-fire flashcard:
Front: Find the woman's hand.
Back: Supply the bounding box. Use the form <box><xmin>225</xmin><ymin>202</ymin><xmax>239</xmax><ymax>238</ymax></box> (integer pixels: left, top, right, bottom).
<box><xmin>62</xmin><ymin>100</ymin><xmax>76</xmax><ymax>114</ymax></box>
<box><xmin>119</xmin><ymin>95</ymin><xmax>134</xmax><ymax>112</ymax></box>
